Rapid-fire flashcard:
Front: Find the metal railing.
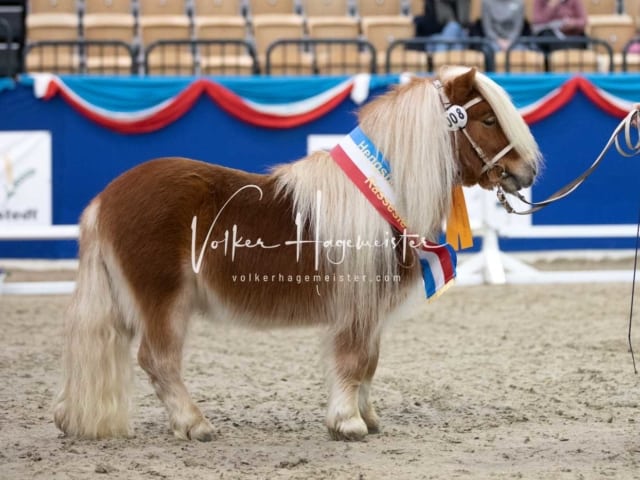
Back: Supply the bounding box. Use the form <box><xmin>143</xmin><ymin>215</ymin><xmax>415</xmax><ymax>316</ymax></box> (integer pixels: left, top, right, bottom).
<box><xmin>265</xmin><ymin>38</ymin><xmax>377</xmax><ymax>75</ymax></box>
<box><xmin>385</xmin><ymin>37</ymin><xmax>495</xmax><ymax>73</ymax></box>
<box><xmin>622</xmin><ymin>37</ymin><xmax>640</xmax><ymax>72</ymax></box>
<box><xmin>25</xmin><ymin>40</ymin><xmax>137</xmax><ymax>75</ymax></box>
<box><xmin>15</xmin><ymin>36</ymin><xmax>625</xmax><ymax>76</ymax></box>
<box><xmin>0</xmin><ymin>17</ymin><xmax>19</xmax><ymax>77</ymax></box>
<box><xmin>504</xmin><ymin>36</ymin><xmax>613</xmax><ymax>73</ymax></box>
<box><xmin>144</xmin><ymin>39</ymin><xmax>259</xmax><ymax>75</ymax></box>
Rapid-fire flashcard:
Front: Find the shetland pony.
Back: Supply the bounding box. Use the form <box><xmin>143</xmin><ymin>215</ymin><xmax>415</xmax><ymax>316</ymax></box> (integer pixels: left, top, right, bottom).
<box><xmin>54</xmin><ymin>67</ymin><xmax>541</xmax><ymax>442</ymax></box>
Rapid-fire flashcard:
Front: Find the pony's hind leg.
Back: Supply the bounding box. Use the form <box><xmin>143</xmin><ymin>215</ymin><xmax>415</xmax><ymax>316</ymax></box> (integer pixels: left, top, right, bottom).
<box><xmin>137</xmin><ymin>298</ymin><xmax>214</xmax><ymax>442</ymax></box>
<box><xmin>358</xmin><ymin>341</ymin><xmax>381</xmax><ymax>434</ymax></box>
<box><xmin>326</xmin><ymin>327</ymin><xmax>380</xmax><ymax>441</ymax></box>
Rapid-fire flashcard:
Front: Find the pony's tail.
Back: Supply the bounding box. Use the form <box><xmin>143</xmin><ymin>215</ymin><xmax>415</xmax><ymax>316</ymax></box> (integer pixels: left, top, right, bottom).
<box><xmin>54</xmin><ymin>199</ymin><xmax>134</xmax><ymax>439</ymax></box>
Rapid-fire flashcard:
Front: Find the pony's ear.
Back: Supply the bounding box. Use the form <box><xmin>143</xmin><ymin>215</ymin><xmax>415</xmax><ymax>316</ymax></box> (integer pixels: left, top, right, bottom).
<box><xmin>446</xmin><ymin>67</ymin><xmax>476</xmax><ymax>103</ymax></box>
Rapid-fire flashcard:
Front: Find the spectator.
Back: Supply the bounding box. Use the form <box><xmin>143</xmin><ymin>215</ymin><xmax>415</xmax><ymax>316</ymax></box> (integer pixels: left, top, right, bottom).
<box><xmin>533</xmin><ymin>0</ymin><xmax>587</xmax><ymax>37</ymax></box>
<box><xmin>413</xmin><ymin>0</ymin><xmax>471</xmax><ymax>50</ymax></box>
<box><xmin>469</xmin><ymin>0</ymin><xmax>532</xmax><ymax>52</ymax></box>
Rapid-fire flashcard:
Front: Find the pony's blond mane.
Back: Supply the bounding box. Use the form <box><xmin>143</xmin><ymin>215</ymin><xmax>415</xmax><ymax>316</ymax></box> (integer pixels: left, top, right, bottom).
<box><xmin>273</xmin><ymin>77</ymin><xmax>457</xmax><ymax>329</ymax></box>
<box><xmin>274</xmin><ymin>151</ymin><xmax>402</xmax><ymax>330</ymax></box>
<box><xmin>273</xmin><ymin>69</ymin><xmax>537</xmax><ymax>329</ymax></box>
<box><xmin>357</xmin><ymin>78</ymin><xmax>456</xmax><ymax>238</ymax></box>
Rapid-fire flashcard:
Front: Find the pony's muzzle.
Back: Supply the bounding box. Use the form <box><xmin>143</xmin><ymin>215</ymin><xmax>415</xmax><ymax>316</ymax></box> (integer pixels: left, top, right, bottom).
<box><xmin>500</xmin><ymin>166</ymin><xmax>536</xmax><ymax>193</ymax></box>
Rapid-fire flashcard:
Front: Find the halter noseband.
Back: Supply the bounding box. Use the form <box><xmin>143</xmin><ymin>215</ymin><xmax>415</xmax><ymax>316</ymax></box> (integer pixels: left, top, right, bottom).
<box><xmin>434</xmin><ymin>79</ymin><xmax>514</xmax><ymax>176</ymax></box>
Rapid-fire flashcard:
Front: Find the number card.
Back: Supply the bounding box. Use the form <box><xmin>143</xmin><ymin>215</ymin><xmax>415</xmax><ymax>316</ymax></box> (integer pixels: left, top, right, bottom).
<box><xmin>445</xmin><ymin>105</ymin><xmax>468</xmax><ymax>131</ymax></box>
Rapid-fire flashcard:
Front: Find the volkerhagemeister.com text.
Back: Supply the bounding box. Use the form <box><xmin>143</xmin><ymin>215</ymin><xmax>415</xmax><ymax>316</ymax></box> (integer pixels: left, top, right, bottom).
<box><xmin>231</xmin><ymin>273</ymin><xmax>401</xmax><ymax>284</ymax></box>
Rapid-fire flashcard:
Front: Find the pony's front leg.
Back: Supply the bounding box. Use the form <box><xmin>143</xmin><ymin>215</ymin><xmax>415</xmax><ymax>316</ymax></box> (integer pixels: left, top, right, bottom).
<box><xmin>326</xmin><ymin>328</ymin><xmax>380</xmax><ymax>441</ymax></box>
<box><xmin>358</xmin><ymin>352</ymin><xmax>381</xmax><ymax>434</ymax></box>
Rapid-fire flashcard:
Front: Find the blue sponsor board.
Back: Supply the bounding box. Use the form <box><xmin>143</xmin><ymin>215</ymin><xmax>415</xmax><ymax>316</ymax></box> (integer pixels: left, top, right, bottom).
<box><xmin>0</xmin><ymin>74</ymin><xmax>639</xmax><ymax>258</ymax></box>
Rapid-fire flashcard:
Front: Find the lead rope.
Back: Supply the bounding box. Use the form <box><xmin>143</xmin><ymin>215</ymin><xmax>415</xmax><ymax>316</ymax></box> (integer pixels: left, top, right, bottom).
<box><xmin>498</xmin><ymin>108</ymin><xmax>640</xmax><ymax>215</ymax></box>
<box><xmin>629</xmin><ymin>203</ymin><xmax>640</xmax><ymax>374</ymax></box>
<box><xmin>616</xmin><ymin>106</ymin><xmax>640</xmax><ymax>353</ymax></box>
<box><xmin>498</xmin><ymin>107</ymin><xmax>640</xmax><ymax>373</ymax></box>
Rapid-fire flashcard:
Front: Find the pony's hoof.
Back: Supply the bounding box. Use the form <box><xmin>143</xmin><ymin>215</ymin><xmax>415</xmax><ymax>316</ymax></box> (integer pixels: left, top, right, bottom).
<box><xmin>361</xmin><ymin>408</ymin><xmax>380</xmax><ymax>434</ymax></box>
<box><xmin>53</xmin><ymin>405</ymin><xmax>68</xmax><ymax>434</ymax></box>
<box><xmin>173</xmin><ymin>417</ymin><xmax>215</xmax><ymax>442</ymax></box>
<box><xmin>53</xmin><ymin>402</ymin><xmax>129</xmax><ymax>439</ymax></box>
<box><xmin>366</xmin><ymin>422</ymin><xmax>380</xmax><ymax>434</ymax></box>
<box><xmin>327</xmin><ymin>417</ymin><xmax>368</xmax><ymax>441</ymax></box>
<box><xmin>365</xmin><ymin>418</ymin><xmax>380</xmax><ymax>435</ymax></box>
<box><xmin>187</xmin><ymin>419</ymin><xmax>215</xmax><ymax>442</ymax></box>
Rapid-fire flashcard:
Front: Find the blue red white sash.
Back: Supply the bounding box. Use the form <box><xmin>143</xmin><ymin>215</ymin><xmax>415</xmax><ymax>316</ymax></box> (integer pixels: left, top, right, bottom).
<box><xmin>330</xmin><ymin>126</ymin><xmax>456</xmax><ymax>299</ymax></box>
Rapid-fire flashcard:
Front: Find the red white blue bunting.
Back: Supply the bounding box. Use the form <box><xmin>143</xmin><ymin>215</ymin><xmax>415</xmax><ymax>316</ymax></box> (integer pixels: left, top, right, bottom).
<box><xmin>519</xmin><ymin>76</ymin><xmax>633</xmax><ymax>123</ymax></box>
<box><xmin>32</xmin><ymin>73</ymin><xmax>371</xmax><ymax>133</ymax></box>
<box><xmin>30</xmin><ymin>73</ymin><xmax>639</xmax><ymax>134</ymax></box>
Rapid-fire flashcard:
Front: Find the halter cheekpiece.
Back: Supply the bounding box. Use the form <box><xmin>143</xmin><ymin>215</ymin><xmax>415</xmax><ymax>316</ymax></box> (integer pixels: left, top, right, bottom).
<box><xmin>433</xmin><ymin>79</ymin><xmax>513</xmax><ymax>175</ymax></box>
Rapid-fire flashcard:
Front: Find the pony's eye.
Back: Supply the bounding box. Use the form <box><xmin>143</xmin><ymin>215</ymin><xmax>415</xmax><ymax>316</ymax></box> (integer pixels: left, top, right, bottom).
<box><xmin>482</xmin><ymin>116</ymin><xmax>497</xmax><ymax>126</ymax></box>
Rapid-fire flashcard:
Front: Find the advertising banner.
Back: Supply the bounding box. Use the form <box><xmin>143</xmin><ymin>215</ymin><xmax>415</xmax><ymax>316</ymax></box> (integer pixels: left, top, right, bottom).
<box><xmin>0</xmin><ymin>131</ymin><xmax>52</xmax><ymax>226</ymax></box>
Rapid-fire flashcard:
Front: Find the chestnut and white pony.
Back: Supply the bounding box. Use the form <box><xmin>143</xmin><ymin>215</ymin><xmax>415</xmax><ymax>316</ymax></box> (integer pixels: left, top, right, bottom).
<box><xmin>54</xmin><ymin>67</ymin><xmax>541</xmax><ymax>442</ymax></box>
